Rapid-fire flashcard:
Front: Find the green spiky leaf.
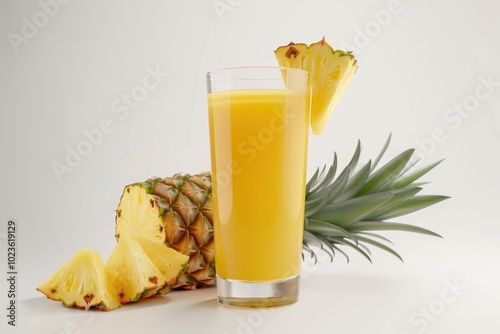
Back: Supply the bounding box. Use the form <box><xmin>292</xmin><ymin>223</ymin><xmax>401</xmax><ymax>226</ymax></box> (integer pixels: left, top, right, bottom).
<box><xmin>371</xmin><ymin>133</ymin><xmax>391</xmax><ymax>172</ymax></box>
<box><xmin>390</xmin><ymin>159</ymin><xmax>444</xmax><ymax>189</ymax></box>
<box><xmin>311</xmin><ymin>192</ymin><xmax>394</xmax><ymax>227</ymax></box>
<box><xmin>303</xmin><ymin>135</ymin><xmax>448</xmax><ymax>263</ymax></box>
<box><xmin>349</xmin><ymin>221</ymin><xmax>442</xmax><ymax>238</ymax></box>
<box><xmin>356</xmin><ymin>235</ymin><xmax>403</xmax><ymax>262</ymax></box>
<box><xmin>356</xmin><ymin>149</ymin><xmax>414</xmax><ymax>196</ymax></box>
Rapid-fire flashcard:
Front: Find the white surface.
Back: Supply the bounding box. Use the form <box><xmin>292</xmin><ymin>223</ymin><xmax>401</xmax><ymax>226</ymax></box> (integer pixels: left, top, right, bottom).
<box><xmin>1</xmin><ymin>0</ymin><xmax>499</xmax><ymax>333</ymax></box>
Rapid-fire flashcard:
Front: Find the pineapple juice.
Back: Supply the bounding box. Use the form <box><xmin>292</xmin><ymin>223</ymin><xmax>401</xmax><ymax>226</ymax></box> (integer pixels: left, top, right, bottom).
<box><xmin>208</xmin><ymin>89</ymin><xmax>309</xmax><ymax>282</ymax></box>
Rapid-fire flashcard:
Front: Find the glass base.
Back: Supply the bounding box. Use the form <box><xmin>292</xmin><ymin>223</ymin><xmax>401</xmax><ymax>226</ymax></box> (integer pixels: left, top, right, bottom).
<box><xmin>216</xmin><ymin>274</ymin><xmax>300</xmax><ymax>307</ymax></box>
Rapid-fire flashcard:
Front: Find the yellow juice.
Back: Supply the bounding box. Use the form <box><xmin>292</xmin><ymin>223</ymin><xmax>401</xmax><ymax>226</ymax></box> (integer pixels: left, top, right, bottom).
<box><xmin>208</xmin><ymin>89</ymin><xmax>309</xmax><ymax>282</ymax></box>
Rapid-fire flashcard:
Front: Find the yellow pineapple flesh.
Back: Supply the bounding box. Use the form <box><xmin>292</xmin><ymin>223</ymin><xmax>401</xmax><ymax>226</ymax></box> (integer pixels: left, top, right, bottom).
<box><xmin>37</xmin><ymin>248</ymin><xmax>120</xmax><ymax>311</ymax></box>
<box><xmin>275</xmin><ymin>37</ymin><xmax>358</xmax><ymax>134</ymax></box>
<box><xmin>105</xmin><ymin>238</ymin><xmax>168</xmax><ymax>303</ymax></box>
<box><xmin>136</xmin><ymin>237</ymin><xmax>189</xmax><ymax>294</ymax></box>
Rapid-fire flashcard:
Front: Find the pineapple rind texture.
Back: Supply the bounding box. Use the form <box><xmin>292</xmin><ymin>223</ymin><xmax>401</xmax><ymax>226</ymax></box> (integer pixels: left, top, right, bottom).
<box><xmin>114</xmin><ymin>136</ymin><xmax>446</xmax><ymax>289</ymax></box>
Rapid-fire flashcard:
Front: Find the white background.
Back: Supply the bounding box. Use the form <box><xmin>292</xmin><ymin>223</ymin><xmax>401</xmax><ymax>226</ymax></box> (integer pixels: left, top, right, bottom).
<box><xmin>1</xmin><ymin>0</ymin><xmax>499</xmax><ymax>333</ymax></box>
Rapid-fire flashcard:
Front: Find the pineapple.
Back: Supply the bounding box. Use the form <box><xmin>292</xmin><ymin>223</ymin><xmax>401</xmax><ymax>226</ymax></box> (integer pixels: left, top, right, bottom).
<box><xmin>115</xmin><ymin>135</ymin><xmax>447</xmax><ymax>289</ymax></box>
<box><xmin>275</xmin><ymin>37</ymin><xmax>358</xmax><ymax>134</ymax></box>
<box><xmin>115</xmin><ymin>173</ymin><xmax>215</xmax><ymax>289</ymax></box>
<box><xmin>136</xmin><ymin>237</ymin><xmax>189</xmax><ymax>294</ymax></box>
<box><xmin>37</xmin><ymin>248</ymin><xmax>120</xmax><ymax>311</ymax></box>
<box><xmin>106</xmin><ymin>238</ymin><xmax>169</xmax><ymax>303</ymax></box>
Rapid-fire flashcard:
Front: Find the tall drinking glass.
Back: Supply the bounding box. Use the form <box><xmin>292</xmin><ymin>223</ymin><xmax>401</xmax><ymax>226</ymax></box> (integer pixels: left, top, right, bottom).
<box><xmin>207</xmin><ymin>67</ymin><xmax>311</xmax><ymax>307</ymax></box>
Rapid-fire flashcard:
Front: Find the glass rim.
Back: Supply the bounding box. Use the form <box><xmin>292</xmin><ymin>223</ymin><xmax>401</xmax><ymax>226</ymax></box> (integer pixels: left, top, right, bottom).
<box><xmin>206</xmin><ymin>66</ymin><xmax>311</xmax><ymax>81</ymax></box>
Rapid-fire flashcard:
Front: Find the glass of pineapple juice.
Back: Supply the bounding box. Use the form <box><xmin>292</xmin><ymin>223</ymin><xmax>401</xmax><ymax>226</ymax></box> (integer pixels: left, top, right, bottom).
<box><xmin>207</xmin><ymin>67</ymin><xmax>311</xmax><ymax>307</ymax></box>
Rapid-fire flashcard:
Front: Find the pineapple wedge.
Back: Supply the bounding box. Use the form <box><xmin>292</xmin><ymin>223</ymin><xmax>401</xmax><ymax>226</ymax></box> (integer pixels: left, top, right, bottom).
<box><xmin>106</xmin><ymin>238</ymin><xmax>168</xmax><ymax>304</ymax></box>
<box><xmin>275</xmin><ymin>37</ymin><xmax>358</xmax><ymax>134</ymax></box>
<box><xmin>37</xmin><ymin>248</ymin><xmax>120</xmax><ymax>311</ymax></box>
<box><xmin>136</xmin><ymin>237</ymin><xmax>189</xmax><ymax>294</ymax></box>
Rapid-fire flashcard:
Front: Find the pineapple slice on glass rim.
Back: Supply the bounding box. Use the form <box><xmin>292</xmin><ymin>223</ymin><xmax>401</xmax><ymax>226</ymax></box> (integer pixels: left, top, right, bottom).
<box><xmin>275</xmin><ymin>37</ymin><xmax>358</xmax><ymax>134</ymax></box>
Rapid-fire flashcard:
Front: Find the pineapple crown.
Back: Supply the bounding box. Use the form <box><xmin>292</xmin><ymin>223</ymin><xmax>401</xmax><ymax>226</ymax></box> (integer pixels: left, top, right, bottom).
<box><xmin>303</xmin><ymin>134</ymin><xmax>449</xmax><ymax>263</ymax></box>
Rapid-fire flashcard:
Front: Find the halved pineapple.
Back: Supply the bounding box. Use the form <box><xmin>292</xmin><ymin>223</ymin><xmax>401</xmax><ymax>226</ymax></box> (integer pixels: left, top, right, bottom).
<box><xmin>135</xmin><ymin>237</ymin><xmax>189</xmax><ymax>294</ymax></box>
<box><xmin>115</xmin><ymin>174</ymin><xmax>215</xmax><ymax>290</ymax></box>
<box><xmin>275</xmin><ymin>37</ymin><xmax>358</xmax><ymax>134</ymax></box>
<box><xmin>37</xmin><ymin>248</ymin><xmax>120</xmax><ymax>311</ymax></box>
<box><xmin>106</xmin><ymin>238</ymin><xmax>168</xmax><ymax>304</ymax></box>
